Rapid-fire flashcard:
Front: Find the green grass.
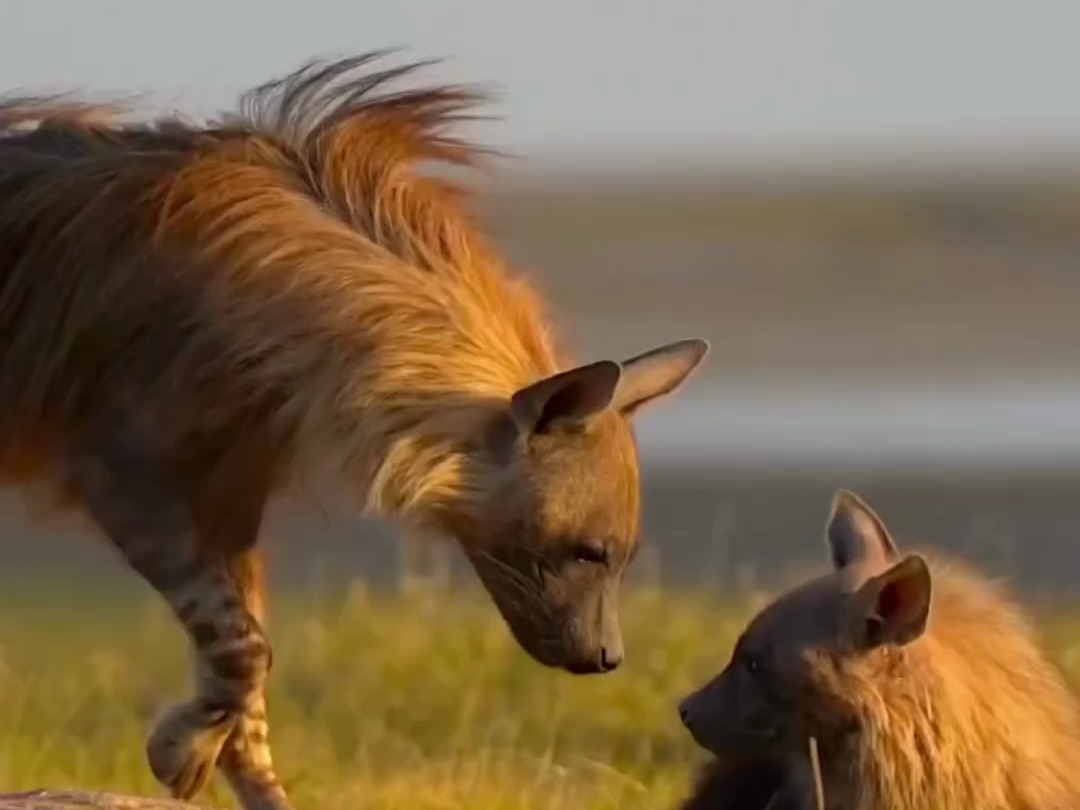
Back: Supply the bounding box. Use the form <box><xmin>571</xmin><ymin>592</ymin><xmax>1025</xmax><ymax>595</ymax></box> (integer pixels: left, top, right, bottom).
<box><xmin>2</xmin><ymin>582</ymin><xmax>1080</xmax><ymax>809</ymax></box>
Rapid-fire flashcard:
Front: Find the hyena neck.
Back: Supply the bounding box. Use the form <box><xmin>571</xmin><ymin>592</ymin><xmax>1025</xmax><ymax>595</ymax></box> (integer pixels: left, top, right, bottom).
<box><xmin>365</xmin><ymin>405</ymin><xmax>488</xmax><ymax>523</ymax></box>
<box><xmin>305</xmin><ymin>375</ymin><xmax>525</xmax><ymax>531</ymax></box>
<box><xmin>267</xmin><ymin>250</ymin><xmax>560</xmax><ymax>525</ymax></box>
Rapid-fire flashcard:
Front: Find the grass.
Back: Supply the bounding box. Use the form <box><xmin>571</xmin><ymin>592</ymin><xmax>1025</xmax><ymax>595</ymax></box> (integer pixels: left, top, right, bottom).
<box><xmin>2</xmin><ymin>581</ymin><xmax>1080</xmax><ymax>810</ymax></box>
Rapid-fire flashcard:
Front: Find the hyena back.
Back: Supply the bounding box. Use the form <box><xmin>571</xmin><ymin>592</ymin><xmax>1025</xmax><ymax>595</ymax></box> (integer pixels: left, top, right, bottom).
<box><xmin>679</xmin><ymin>490</ymin><xmax>1080</xmax><ymax>810</ymax></box>
<box><xmin>0</xmin><ymin>53</ymin><xmax>709</xmax><ymax>810</ymax></box>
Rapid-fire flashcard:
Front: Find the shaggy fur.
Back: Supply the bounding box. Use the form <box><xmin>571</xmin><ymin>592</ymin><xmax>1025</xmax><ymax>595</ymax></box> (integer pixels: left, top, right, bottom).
<box><xmin>0</xmin><ymin>56</ymin><xmax>554</xmax><ymax>508</ymax></box>
<box><xmin>0</xmin><ymin>52</ymin><xmax>709</xmax><ymax>810</ymax></box>
<box><xmin>679</xmin><ymin>491</ymin><xmax>1080</xmax><ymax>810</ymax></box>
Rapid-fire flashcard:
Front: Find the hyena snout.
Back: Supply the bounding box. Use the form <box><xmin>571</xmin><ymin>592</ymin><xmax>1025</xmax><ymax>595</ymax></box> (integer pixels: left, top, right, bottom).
<box><xmin>600</xmin><ymin>642</ymin><xmax>623</xmax><ymax>671</ymax></box>
<box><xmin>678</xmin><ymin>691</ymin><xmax>704</xmax><ymax>730</ymax></box>
<box><xmin>467</xmin><ymin>546</ymin><xmax>628</xmax><ymax>674</ymax></box>
<box><xmin>566</xmin><ymin>630</ymin><xmax>623</xmax><ymax>674</ymax></box>
<box><xmin>678</xmin><ymin>679</ymin><xmax>733</xmax><ymax>753</ymax></box>
<box><xmin>566</xmin><ymin>595</ymin><xmax>624</xmax><ymax>674</ymax></box>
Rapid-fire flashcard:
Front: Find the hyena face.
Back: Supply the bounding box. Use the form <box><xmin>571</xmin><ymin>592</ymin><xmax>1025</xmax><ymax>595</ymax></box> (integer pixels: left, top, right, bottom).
<box><xmin>679</xmin><ymin>489</ymin><xmax>933</xmax><ymax>757</ymax></box>
<box><xmin>463</xmin><ymin>338</ymin><xmax>709</xmax><ymax>674</ymax></box>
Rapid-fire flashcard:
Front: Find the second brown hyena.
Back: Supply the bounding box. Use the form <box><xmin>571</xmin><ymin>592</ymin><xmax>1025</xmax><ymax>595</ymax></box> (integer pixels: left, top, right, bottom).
<box><xmin>678</xmin><ymin>490</ymin><xmax>1080</xmax><ymax>810</ymax></box>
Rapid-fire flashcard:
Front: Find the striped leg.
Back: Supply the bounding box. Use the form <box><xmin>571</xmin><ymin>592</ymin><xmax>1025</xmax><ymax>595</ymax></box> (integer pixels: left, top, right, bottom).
<box><xmin>216</xmin><ymin>551</ymin><xmax>291</xmax><ymax>810</ymax></box>
<box><xmin>142</xmin><ymin>560</ymin><xmax>272</xmax><ymax>802</ymax></box>
<box><xmin>71</xmin><ymin>452</ymin><xmax>292</xmax><ymax>810</ymax></box>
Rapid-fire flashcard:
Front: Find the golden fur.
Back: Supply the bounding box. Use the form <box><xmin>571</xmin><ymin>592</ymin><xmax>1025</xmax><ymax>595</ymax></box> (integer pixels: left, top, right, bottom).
<box><xmin>0</xmin><ymin>53</ymin><xmax>558</xmax><ymax>523</ymax></box>
<box><xmin>824</xmin><ymin>554</ymin><xmax>1080</xmax><ymax>809</ymax></box>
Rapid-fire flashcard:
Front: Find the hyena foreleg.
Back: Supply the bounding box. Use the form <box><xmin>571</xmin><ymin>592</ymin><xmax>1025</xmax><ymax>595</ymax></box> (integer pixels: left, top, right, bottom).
<box><xmin>216</xmin><ymin>549</ymin><xmax>288</xmax><ymax>810</ymax></box>
<box><xmin>70</xmin><ymin>449</ymin><xmax>292</xmax><ymax>810</ymax></box>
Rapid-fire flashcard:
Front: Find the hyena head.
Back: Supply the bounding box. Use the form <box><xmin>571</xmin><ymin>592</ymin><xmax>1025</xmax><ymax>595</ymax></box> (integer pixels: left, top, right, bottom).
<box><xmin>679</xmin><ymin>488</ymin><xmax>933</xmax><ymax>758</ymax></box>
<box><xmin>459</xmin><ymin>338</ymin><xmax>709</xmax><ymax>675</ymax></box>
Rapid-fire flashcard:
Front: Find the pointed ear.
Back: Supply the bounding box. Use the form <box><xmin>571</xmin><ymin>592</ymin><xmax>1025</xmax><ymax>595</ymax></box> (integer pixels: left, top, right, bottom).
<box><xmin>825</xmin><ymin>489</ymin><xmax>899</xmax><ymax>571</ymax></box>
<box><xmin>850</xmin><ymin>554</ymin><xmax>932</xmax><ymax>649</ymax></box>
<box><xmin>510</xmin><ymin>361</ymin><xmax>622</xmax><ymax>435</ymax></box>
<box><xmin>611</xmin><ymin>338</ymin><xmax>710</xmax><ymax>416</ymax></box>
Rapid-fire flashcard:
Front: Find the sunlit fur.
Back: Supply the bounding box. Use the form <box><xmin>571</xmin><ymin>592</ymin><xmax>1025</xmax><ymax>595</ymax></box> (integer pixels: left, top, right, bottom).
<box><xmin>0</xmin><ymin>53</ymin><xmax>705</xmax><ymax>810</ymax></box>
<box><xmin>0</xmin><ymin>55</ymin><xmax>565</xmax><ymax>518</ymax></box>
<box><xmin>679</xmin><ymin>500</ymin><xmax>1080</xmax><ymax>810</ymax></box>
<box><xmin>828</xmin><ymin>555</ymin><xmax>1080</xmax><ymax>809</ymax></box>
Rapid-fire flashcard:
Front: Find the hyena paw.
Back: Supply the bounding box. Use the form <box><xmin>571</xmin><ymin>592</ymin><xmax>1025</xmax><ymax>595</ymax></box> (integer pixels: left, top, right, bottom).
<box><xmin>146</xmin><ymin>700</ymin><xmax>236</xmax><ymax>800</ymax></box>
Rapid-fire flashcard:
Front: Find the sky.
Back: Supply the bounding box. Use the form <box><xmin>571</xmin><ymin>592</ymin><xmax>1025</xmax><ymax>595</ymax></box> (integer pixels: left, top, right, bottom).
<box><xmin>2</xmin><ymin>0</ymin><xmax>1080</xmax><ymax>171</ymax></box>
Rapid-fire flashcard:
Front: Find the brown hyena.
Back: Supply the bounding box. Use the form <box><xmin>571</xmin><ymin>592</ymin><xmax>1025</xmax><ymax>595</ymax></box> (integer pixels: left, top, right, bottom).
<box><xmin>0</xmin><ymin>53</ymin><xmax>709</xmax><ymax>810</ymax></box>
<box><xmin>678</xmin><ymin>489</ymin><xmax>1080</xmax><ymax>810</ymax></box>
<box><xmin>676</xmin><ymin>756</ymin><xmax>801</xmax><ymax>810</ymax></box>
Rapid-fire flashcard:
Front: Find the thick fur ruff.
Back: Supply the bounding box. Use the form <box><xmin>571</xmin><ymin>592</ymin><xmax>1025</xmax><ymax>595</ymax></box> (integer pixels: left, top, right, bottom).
<box><xmin>0</xmin><ymin>53</ymin><xmax>561</xmax><ymax>523</ymax></box>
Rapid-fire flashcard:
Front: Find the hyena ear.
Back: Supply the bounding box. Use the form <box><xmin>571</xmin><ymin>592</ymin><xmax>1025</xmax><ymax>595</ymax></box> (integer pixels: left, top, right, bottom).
<box><xmin>611</xmin><ymin>338</ymin><xmax>710</xmax><ymax>416</ymax></box>
<box><xmin>851</xmin><ymin>554</ymin><xmax>932</xmax><ymax>648</ymax></box>
<box><xmin>825</xmin><ymin>489</ymin><xmax>899</xmax><ymax>570</ymax></box>
<box><xmin>510</xmin><ymin>360</ymin><xmax>622</xmax><ymax>435</ymax></box>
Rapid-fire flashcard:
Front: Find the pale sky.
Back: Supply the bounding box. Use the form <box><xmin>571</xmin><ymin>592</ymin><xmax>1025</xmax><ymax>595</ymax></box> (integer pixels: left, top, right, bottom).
<box><xmin>2</xmin><ymin>0</ymin><xmax>1080</xmax><ymax>170</ymax></box>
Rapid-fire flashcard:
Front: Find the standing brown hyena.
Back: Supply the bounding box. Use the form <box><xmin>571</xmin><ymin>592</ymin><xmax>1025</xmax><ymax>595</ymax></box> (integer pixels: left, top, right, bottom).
<box><xmin>678</xmin><ymin>490</ymin><xmax>1080</xmax><ymax>810</ymax></box>
<box><xmin>0</xmin><ymin>53</ymin><xmax>709</xmax><ymax>810</ymax></box>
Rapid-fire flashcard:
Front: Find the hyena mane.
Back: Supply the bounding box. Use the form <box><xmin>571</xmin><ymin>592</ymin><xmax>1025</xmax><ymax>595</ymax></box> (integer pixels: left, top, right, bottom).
<box><xmin>842</xmin><ymin>555</ymin><xmax>1080</xmax><ymax>809</ymax></box>
<box><xmin>0</xmin><ymin>51</ymin><xmax>709</xmax><ymax>810</ymax></box>
<box><xmin>0</xmin><ymin>54</ymin><xmax>552</xmax><ymax>506</ymax></box>
<box><xmin>679</xmin><ymin>491</ymin><xmax>1080</xmax><ymax>810</ymax></box>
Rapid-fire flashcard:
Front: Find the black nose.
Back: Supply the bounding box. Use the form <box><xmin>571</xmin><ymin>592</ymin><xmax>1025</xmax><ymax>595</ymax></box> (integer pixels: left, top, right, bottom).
<box><xmin>678</xmin><ymin>700</ymin><xmax>693</xmax><ymax>726</ymax></box>
<box><xmin>599</xmin><ymin>646</ymin><xmax>622</xmax><ymax>672</ymax></box>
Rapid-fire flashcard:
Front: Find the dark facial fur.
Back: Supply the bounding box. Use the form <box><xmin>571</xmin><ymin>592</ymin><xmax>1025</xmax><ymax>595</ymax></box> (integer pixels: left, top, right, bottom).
<box><xmin>678</xmin><ymin>490</ymin><xmax>934</xmax><ymax>808</ymax></box>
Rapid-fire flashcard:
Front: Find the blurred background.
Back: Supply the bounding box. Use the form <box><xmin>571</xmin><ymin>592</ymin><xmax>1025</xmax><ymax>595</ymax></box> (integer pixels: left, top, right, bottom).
<box><xmin>3</xmin><ymin>0</ymin><xmax>1080</xmax><ymax>599</ymax></box>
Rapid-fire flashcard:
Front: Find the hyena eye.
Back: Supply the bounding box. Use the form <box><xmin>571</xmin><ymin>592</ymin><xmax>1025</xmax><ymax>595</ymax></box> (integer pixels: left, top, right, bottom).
<box><xmin>570</xmin><ymin>542</ymin><xmax>609</xmax><ymax>565</ymax></box>
<box><xmin>741</xmin><ymin>649</ymin><xmax>767</xmax><ymax>677</ymax></box>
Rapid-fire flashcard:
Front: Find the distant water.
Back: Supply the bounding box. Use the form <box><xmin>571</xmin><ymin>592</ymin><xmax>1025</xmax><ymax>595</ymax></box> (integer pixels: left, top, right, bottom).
<box><xmin>633</xmin><ymin>379</ymin><xmax>1080</xmax><ymax>472</ymax></box>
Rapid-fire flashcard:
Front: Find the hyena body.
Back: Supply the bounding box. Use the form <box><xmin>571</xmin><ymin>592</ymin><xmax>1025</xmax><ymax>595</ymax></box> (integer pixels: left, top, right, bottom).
<box><xmin>676</xmin><ymin>756</ymin><xmax>804</xmax><ymax>810</ymax></box>
<box><xmin>679</xmin><ymin>490</ymin><xmax>1080</xmax><ymax>810</ymax></box>
<box><xmin>0</xmin><ymin>54</ymin><xmax>708</xmax><ymax>810</ymax></box>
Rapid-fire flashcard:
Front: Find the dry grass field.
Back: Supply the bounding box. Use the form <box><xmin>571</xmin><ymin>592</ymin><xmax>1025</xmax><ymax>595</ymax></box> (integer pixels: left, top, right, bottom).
<box><xmin>1</xmin><ymin>173</ymin><xmax>1079</xmax><ymax>808</ymax></box>
<box><xmin>2</xmin><ymin>580</ymin><xmax>1080</xmax><ymax>810</ymax></box>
